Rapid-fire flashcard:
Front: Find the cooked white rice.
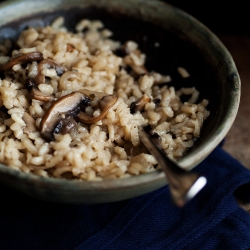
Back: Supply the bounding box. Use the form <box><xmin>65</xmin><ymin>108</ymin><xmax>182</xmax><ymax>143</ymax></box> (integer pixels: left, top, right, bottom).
<box><xmin>0</xmin><ymin>17</ymin><xmax>210</xmax><ymax>180</ymax></box>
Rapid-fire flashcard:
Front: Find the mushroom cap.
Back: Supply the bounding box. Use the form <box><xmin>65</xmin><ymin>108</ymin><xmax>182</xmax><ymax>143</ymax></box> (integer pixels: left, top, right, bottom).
<box><xmin>33</xmin><ymin>58</ymin><xmax>66</xmax><ymax>85</ymax></box>
<box><xmin>130</xmin><ymin>94</ymin><xmax>151</xmax><ymax>113</ymax></box>
<box><xmin>0</xmin><ymin>52</ymin><xmax>44</xmax><ymax>71</ymax></box>
<box><xmin>31</xmin><ymin>87</ymin><xmax>54</xmax><ymax>102</ymax></box>
<box><xmin>77</xmin><ymin>95</ymin><xmax>118</xmax><ymax>124</ymax></box>
<box><xmin>40</xmin><ymin>91</ymin><xmax>90</xmax><ymax>141</ymax></box>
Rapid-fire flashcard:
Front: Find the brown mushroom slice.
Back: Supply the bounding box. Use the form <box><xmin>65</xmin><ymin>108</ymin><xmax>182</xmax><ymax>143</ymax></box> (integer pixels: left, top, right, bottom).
<box><xmin>31</xmin><ymin>86</ymin><xmax>54</xmax><ymax>102</ymax></box>
<box><xmin>33</xmin><ymin>59</ymin><xmax>66</xmax><ymax>85</ymax></box>
<box><xmin>66</xmin><ymin>43</ymin><xmax>75</xmax><ymax>52</ymax></box>
<box><xmin>40</xmin><ymin>92</ymin><xmax>90</xmax><ymax>141</ymax></box>
<box><xmin>77</xmin><ymin>95</ymin><xmax>118</xmax><ymax>124</ymax></box>
<box><xmin>130</xmin><ymin>94</ymin><xmax>151</xmax><ymax>113</ymax></box>
<box><xmin>0</xmin><ymin>52</ymin><xmax>44</xmax><ymax>71</ymax></box>
<box><xmin>123</xmin><ymin>46</ymin><xmax>149</xmax><ymax>75</ymax></box>
<box><xmin>78</xmin><ymin>88</ymin><xmax>108</xmax><ymax>100</ymax></box>
<box><xmin>22</xmin><ymin>112</ymin><xmax>37</xmax><ymax>134</ymax></box>
<box><xmin>54</xmin><ymin>116</ymin><xmax>78</xmax><ymax>135</ymax></box>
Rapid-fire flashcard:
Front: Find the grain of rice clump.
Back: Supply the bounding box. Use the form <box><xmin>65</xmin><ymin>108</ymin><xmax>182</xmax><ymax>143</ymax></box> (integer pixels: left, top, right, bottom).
<box><xmin>0</xmin><ymin>17</ymin><xmax>210</xmax><ymax>180</ymax></box>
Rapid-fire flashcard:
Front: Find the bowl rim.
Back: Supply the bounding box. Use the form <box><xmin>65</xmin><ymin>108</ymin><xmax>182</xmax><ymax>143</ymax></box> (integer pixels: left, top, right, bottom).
<box><xmin>0</xmin><ymin>0</ymin><xmax>241</xmax><ymax>203</ymax></box>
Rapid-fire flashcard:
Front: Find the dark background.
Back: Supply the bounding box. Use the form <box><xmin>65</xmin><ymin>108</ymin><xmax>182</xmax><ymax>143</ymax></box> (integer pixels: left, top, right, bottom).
<box><xmin>163</xmin><ymin>0</ymin><xmax>249</xmax><ymax>36</ymax></box>
<box><xmin>0</xmin><ymin>0</ymin><xmax>248</xmax><ymax>36</ymax></box>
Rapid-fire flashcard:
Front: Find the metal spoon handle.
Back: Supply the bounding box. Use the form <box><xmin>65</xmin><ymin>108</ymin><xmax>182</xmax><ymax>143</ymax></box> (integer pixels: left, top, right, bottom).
<box><xmin>139</xmin><ymin>129</ymin><xmax>207</xmax><ymax>207</ymax></box>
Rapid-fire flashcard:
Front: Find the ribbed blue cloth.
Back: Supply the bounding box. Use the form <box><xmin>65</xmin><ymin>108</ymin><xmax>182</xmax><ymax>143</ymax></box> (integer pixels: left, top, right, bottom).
<box><xmin>1</xmin><ymin>146</ymin><xmax>250</xmax><ymax>250</ymax></box>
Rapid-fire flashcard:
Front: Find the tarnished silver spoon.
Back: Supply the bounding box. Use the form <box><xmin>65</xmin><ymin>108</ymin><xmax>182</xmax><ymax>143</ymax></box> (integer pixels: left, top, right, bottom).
<box><xmin>138</xmin><ymin>127</ymin><xmax>207</xmax><ymax>207</ymax></box>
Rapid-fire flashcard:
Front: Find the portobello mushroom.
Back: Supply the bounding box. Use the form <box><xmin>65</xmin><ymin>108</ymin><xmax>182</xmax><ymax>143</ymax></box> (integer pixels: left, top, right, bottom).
<box><xmin>40</xmin><ymin>89</ymin><xmax>118</xmax><ymax>141</ymax></box>
<box><xmin>40</xmin><ymin>92</ymin><xmax>90</xmax><ymax>141</ymax></box>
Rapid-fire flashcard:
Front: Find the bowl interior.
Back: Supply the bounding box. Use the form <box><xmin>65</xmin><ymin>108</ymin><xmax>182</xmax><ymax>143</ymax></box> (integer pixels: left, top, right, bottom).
<box><xmin>0</xmin><ymin>0</ymin><xmax>240</xmax><ymax>204</ymax></box>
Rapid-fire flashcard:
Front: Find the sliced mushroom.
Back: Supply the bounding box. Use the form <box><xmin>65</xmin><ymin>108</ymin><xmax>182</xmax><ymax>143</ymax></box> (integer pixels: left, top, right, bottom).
<box><xmin>77</xmin><ymin>95</ymin><xmax>118</xmax><ymax>124</ymax></box>
<box><xmin>0</xmin><ymin>52</ymin><xmax>44</xmax><ymax>71</ymax></box>
<box><xmin>66</xmin><ymin>43</ymin><xmax>75</xmax><ymax>52</ymax></box>
<box><xmin>54</xmin><ymin>116</ymin><xmax>78</xmax><ymax>135</ymax></box>
<box><xmin>78</xmin><ymin>88</ymin><xmax>108</xmax><ymax>100</ymax></box>
<box><xmin>40</xmin><ymin>92</ymin><xmax>90</xmax><ymax>141</ymax></box>
<box><xmin>153</xmin><ymin>98</ymin><xmax>161</xmax><ymax>106</ymax></box>
<box><xmin>31</xmin><ymin>86</ymin><xmax>54</xmax><ymax>102</ymax></box>
<box><xmin>130</xmin><ymin>94</ymin><xmax>151</xmax><ymax>113</ymax></box>
<box><xmin>122</xmin><ymin>43</ymin><xmax>148</xmax><ymax>75</ymax></box>
<box><xmin>22</xmin><ymin>112</ymin><xmax>37</xmax><ymax>134</ymax></box>
<box><xmin>123</xmin><ymin>55</ymin><xmax>148</xmax><ymax>75</ymax></box>
<box><xmin>33</xmin><ymin>59</ymin><xmax>66</xmax><ymax>85</ymax></box>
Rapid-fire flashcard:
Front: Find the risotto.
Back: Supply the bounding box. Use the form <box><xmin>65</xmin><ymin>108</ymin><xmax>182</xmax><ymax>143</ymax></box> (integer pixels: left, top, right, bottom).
<box><xmin>0</xmin><ymin>17</ymin><xmax>210</xmax><ymax>180</ymax></box>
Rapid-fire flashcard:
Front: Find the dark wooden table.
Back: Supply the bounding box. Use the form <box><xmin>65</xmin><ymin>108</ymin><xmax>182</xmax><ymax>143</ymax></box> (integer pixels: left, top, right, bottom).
<box><xmin>219</xmin><ymin>35</ymin><xmax>250</xmax><ymax>170</ymax></box>
<box><xmin>215</xmin><ymin>35</ymin><xmax>250</xmax><ymax>212</ymax></box>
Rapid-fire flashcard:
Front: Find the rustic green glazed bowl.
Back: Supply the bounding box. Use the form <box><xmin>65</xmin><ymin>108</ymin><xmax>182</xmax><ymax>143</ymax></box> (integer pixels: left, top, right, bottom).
<box><xmin>0</xmin><ymin>0</ymin><xmax>240</xmax><ymax>204</ymax></box>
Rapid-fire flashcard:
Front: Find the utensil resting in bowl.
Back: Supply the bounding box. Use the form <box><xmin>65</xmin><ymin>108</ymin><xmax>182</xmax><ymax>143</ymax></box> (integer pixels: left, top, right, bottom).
<box><xmin>139</xmin><ymin>127</ymin><xmax>207</xmax><ymax>207</ymax></box>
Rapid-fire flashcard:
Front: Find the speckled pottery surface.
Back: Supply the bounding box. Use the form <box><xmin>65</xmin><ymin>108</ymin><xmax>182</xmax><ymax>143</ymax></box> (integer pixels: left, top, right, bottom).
<box><xmin>0</xmin><ymin>0</ymin><xmax>240</xmax><ymax>204</ymax></box>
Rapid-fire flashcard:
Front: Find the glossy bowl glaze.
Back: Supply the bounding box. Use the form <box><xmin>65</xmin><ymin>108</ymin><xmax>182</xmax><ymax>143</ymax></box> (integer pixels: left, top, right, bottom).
<box><xmin>0</xmin><ymin>0</ymin><xmax>240</xmax><ymax>204</ymax></box>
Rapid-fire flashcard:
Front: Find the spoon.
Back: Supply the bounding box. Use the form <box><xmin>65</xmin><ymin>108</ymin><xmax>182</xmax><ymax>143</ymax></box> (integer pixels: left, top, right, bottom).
<box><xmin>138</xmin><ymin>127</ymin><xmax>207</xmax><ymax>207</ymax></box>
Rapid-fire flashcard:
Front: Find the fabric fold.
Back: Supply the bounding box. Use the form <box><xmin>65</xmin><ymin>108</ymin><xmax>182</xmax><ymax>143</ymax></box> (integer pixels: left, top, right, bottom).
<box><xmin>1</xmin><ymin>146</ymin><xmax>250</xmax><ymax>250</ymax></box>
<box><xmin>75</xmin><ymin>146</ymin><xmax>250</xmax><ymax>250</ymax></box>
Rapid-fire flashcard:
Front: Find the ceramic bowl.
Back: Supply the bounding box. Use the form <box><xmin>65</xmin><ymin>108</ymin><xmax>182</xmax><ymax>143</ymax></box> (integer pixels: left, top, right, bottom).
<box><xmin>0</xmin><ymin>0</ymin><xmax>240</xmax><ymax>204</ymax></box>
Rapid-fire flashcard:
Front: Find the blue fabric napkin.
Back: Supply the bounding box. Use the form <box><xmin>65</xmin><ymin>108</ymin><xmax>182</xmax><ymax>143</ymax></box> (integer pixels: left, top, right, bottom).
<box><xmin>1</xmin><ymin>145</ymin><xmax>250</xmax><ymax>250</ymax></box>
